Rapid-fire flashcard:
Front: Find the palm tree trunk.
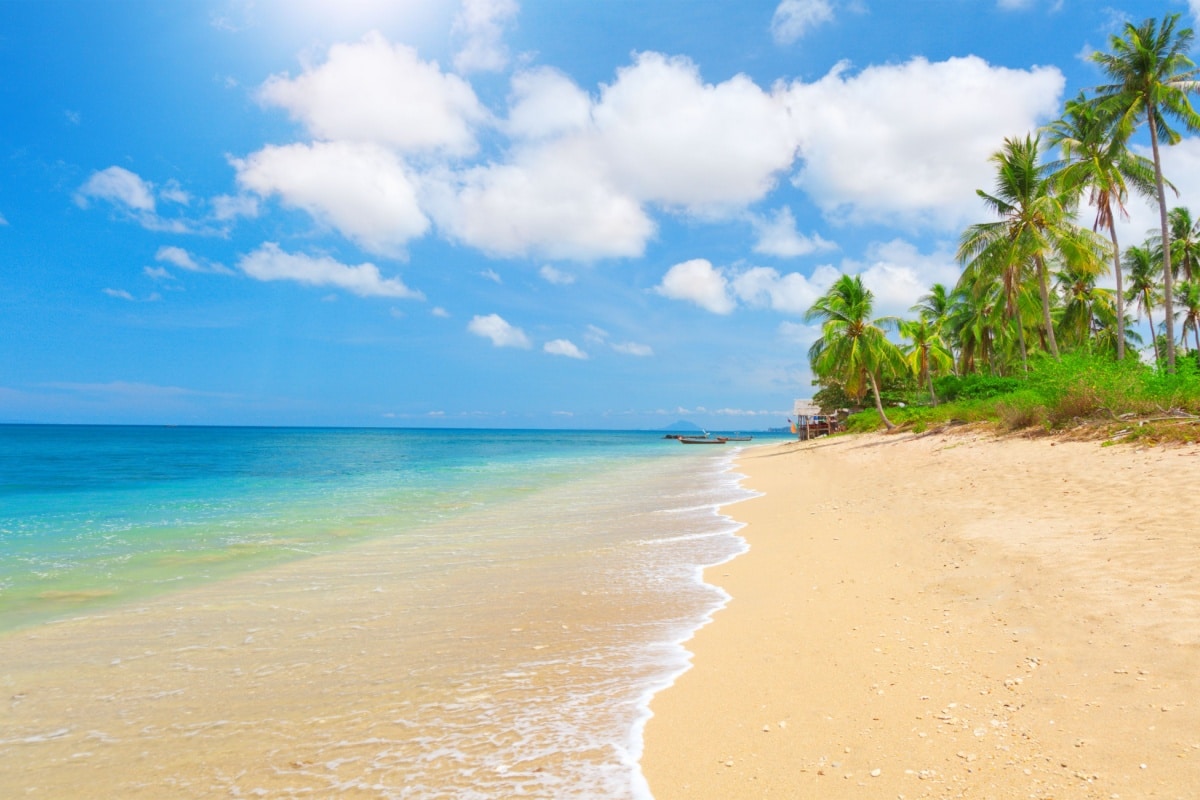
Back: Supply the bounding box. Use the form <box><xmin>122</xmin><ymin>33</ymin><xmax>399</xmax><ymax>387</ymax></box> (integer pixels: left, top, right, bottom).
<box><xmin>1145</xmin><ymin>294</ymin><xmax>1161</xmax><ymax>366</ymax></box>
<box><xmin>1149</xmin><ymin>109</ymin><xmax>1177</xmax><ymax>372</ymax></box>
<box><xmin>1034</xmin><ymin>254</ymin><xmax>1060</xmax><ymax>358</ymax></box>
<box><xmin>1016</xmin><ymin>314</ymin><xmax>1028</xmax><ymax>372</ymax></box>
<box><xmin>1109</xmin><ymin>224</ymin><xmax>1125</xmax><ymax>361</ymax></box>
<box><xmin>866</xmin><ymin>370</ymin><xmax>894</xmax><ymax>430</ymax></box>
<box><xmin>927</xmin><ymin>371</ymin><xmax>938</xmax><ymax>407</ymax></box>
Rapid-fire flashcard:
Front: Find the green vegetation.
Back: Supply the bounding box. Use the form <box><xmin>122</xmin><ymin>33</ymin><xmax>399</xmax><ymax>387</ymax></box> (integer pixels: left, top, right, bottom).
<box><xmin>805</xmin><ymin>13</ymin><xmax>1200</xmax><ymax>445</ymax></box>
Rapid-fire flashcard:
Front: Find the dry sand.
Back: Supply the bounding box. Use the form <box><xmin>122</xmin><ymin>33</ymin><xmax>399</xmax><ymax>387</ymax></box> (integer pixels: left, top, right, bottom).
<box><xmin>642</xmin><ymin>430</ymin><xmax>1200</xmax><ymax>799</ymax></box>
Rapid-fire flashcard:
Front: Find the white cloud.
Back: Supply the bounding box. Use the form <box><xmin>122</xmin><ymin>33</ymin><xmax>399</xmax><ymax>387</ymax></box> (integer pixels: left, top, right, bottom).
<box><xmin>544</xmin><ymin>338</ymin><xmax>587</xmax><ymax>359</ymax></box>
<box><xmin>480</xmin><ymin>268</ymin><xmax>502</xmax><ymax>283</ymax></box>
<box><xmin>506</xmin><ymin>67</ymin><xmax>592</xmax><ymax>140</ymax></box>
<box><xmin>144</xmin><ymin>266</ymin><xmax>173</xmax><ymax>281</ymax></box>
<box><xmin>1115</xmin><ymin>138</ymin><xmax>1200</xmax><ymax>254</ymax></box>
<box><xmin>539</xmin><ymin>264</ymin><xmax>575</xmax><ymax>285</ymax></box>
<box><xmin>612</xmin><ymin>341</ymin><xmax>653</xmax><ymax>356</ymax></box>
<box><xmin>427</xmin><ymin>138</ymin><xmax>654</xmax><ymax>260</ymax></box>
<box><xmin>467</xmin><ymin>313</ymin><xmax>532</xmax><ymax>348</ymax></box>
<box><xmin>258</xmin><ymin>32</ymin><xmax>485</xmax><ymax>155</ymax></box>
<box><xmin>155</xmin><ymin>245</ymin><xmax>233</xmax><ymax>275</ymax></box>
<box><xmin>0</xmin><ymin>212</ymin><xmax>7</xmax><ymax>226</ymax></box>
<box><xmin>731</xmin><ymin>264</ymin><xmax>838</xmax><ymax>314</ymax></box>
<box><xmin>76</xmin><ymin>166</ymin><xmax>156</xmax><ymax>212</ymax></box>
<box><xmin>234</xmin><ymin>140</ymin><xmax>429</xmax><ymax>256</ymax></box>
<box><xmin>452</xmin><ymin>0</ymin><xmax>518</xmax><ymax>74</ymax></box>
<box><xmin>752</xmin><ymin>206</ymin><xmax>836</xmax><ymax>257</ymax></box>
<box><xmin>160</xmin><ymin>179</ymin><xmax>191</xmax><ymax>205</ymax></box>
<box><xmin>431</xmin><ymin>306</ymin><xmax>451</xmax><ymax>318</ymax></box>
<box><xmin>784</xmin><ymin>56</ymin><xmax>1065</xmax><ymax>229</ymax></box>
<box><xmin>771</xmin><ymin>0</ymin><xmax>834</xmax><ymax>44</ymax></box>
<box><xmin>103</xmin><ymin>288</ymin><xmax>136</xmax><ymax>301</ymax></box>
<box><xmin>584</xmin><ymin>324</ymin><xmax>608</xmax><ymax>344</ymax></box>
<box><xmin>594</xmin><ymin>52</ymin><xmax>799</xmax><ymax>213</ymax></box>
<box><xmin>655</xmin><ymin>258</ymin><xmax>735</xmax><ymax>314</ymax></box>
<box><xmin>841</xmin><ymin>239</ymin><xmax>961</xmax><ymax>317</ymax></box>
<box><xmin>238</xmin><ymin>242</ymin><xmax>424</xmax><ymax>299</ymax></box>
<box><xmin>211</xmin><ymin>193</ymin><xmax>259</xmax><ymax>221</ymax></box>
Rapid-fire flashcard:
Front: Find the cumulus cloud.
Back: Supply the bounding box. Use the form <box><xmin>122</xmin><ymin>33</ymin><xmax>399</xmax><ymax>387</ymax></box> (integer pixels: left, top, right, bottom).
<box><xmin>76</xmin><ymin>166</ymin><xmax>156</xmax><ymax>212</ymax></box>
<box><xmin>594</xmin><ymin>52</ymin><xmax>798</xmax><ymax>213</ymax></box>
<box><xmin>453</xmin><ymin>0</ymin><xmax>518</xmax><ymax>74</ymax></box>
<box><xmin>467</xmin><ymin>313</ymin><xmax>531</xmax><ymax>348</ymax></box>
<box><xmin>238</xmin><ymin>242</ymin><xmax>424</xmax><ymax>299</ymax></box>
<box><xmin>427</xmin><ymin>138</ymin><xmax>654</xmax><ymax>260</ymax></box>
<box><xmin>103</xmin><ymin>288</ymin><xmax>136</xmax><ymax>301</ymax></box>
<box><xmin>771</xmin><ymin>0</ymin><xmax>834</xmax><ymax>44</ymax></box>
<box><xmin>840</xmin><ymin>239</ymin><xmax>961</xmax><ymax>317</ymax></box>
<box><xmin>731</xmin><ymin>264</ymin><xmax>838</xmax><ymax>314</ymax></box>
<box><xmin>784</xmin><ymin>56</ymin><xmax>1065</xmax><ymax>229</ymax></box>
<box><xmin>752</xmin><ymin>206</ymin><xmax>836</xmax><ymax>257</ymax></box>
<box><xmin>506</xmin><ymin>67</ymin><xmax>592</xmax><ymax>140</ymax></box>
<box><xmin>544</xmin><ymin>338</ymin><xmax>587</xmax><ymax>359</ymax></box>
<box><xmin>655</xmin><ymin>258</ymin><xmax>735</xmax><ymax>314</ymax></box>
<box><xmin>234</xmin><ymin>140</ymin><xmax>429</xmax><ymax>256</ymax></box>
<box><xmin>258</xmin><ymin>32</ymin><xmax>485</xmax><ymax>155</ymax></box>
<box><xmin>156</xmin><ymin>245</ymin><xmax>233</xmax><ymax>275</ymax></box>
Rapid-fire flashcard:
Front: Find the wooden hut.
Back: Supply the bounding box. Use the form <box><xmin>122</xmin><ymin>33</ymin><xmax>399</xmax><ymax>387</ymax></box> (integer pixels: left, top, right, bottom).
<box><xmin>792</xmin><ymin>399</ymin><xmax>840</xmax><ymax>441</ymax></box>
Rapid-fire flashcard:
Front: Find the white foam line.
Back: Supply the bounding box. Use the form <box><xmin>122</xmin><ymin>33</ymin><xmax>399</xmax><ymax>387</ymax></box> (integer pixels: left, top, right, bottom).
<box><xmin>626</xmin><ymin>448</ymin><xmax>763</xmax><ymax>800</ymax></box>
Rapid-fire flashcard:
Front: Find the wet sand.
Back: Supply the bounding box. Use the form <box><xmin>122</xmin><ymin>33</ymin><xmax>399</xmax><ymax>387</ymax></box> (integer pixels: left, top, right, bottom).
<box><xmin>643</xmin><ymin>430</ymin><xmax>1200</xmax><ymax>799</ymax></box>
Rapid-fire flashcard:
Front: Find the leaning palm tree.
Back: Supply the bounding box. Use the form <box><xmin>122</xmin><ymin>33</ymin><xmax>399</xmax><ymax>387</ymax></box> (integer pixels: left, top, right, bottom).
<box><xmin>1044</xmin><ymin>91</ymin><xmax>1157</xmax><ymax>361</ymax></box>
<box><xmin>959</xmin><ymin>134</ymin><xmax>1095</xmax><ymax>361</ymax></box>
<box><xmin>1124</xmin><ymin>243</ymin><xmax>1164</xmax><ymax>364</ymax></box>
<box><xmin>1092</xmin><ymin>12</ymin><xmax>1200</xmax><ymax>371</ymax></box>
<box><xmin>899</xmin><ymin>317</ymin><xmax>954</xmax><ymax>406</ymax></box>
<box><xmin>805</xmin><ymin>274</ymin><xmax>905</xmax><ymax>430</ymax></box>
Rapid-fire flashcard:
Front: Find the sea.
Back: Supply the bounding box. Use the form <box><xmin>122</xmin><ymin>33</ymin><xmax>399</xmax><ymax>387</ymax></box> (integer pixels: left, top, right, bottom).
<box><xmin>0</xmin><ymin>425</ymin><xmax>766</xmax><ymax>799</ymax></box>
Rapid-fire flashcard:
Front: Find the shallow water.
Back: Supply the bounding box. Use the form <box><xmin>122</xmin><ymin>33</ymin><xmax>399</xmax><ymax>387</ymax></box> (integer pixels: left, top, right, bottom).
<box><xmin>0</xmin><ymin>427</ymin><xmax>758</xmax><ymax>797</ymax></box>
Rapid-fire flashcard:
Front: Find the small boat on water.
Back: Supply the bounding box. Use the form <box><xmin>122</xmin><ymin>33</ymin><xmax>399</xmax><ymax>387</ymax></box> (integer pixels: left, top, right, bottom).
<box><xmin>723</xmin><ymin>436</ymin><xmax>753</xmax><ymax>441</ymax></box>
<box><xmin>678</xmin><ymin>436</ymin><xmax>728</xmax><ymax>444</ymax></box>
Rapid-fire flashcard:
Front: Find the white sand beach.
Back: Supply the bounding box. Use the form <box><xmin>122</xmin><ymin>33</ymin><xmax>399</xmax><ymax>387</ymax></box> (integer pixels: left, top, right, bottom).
<box><xmin>643</xmin><ymin>431</ymin><xmax>1200</xmax><ymax>799</ymax></box>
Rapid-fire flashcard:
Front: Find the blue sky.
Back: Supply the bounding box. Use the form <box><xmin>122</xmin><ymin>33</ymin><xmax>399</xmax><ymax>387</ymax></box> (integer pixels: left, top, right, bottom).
<box><xmin>1</xmin><ymin>0</ymin><xmax>1194</xmax><ymax>428</ymax></box>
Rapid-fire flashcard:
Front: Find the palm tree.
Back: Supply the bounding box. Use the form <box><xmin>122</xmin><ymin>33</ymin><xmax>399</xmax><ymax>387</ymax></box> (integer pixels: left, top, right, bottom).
<box><xmin>1168</xmin><ymin>206</ymin><xmax>1200</xmax><ymax>282</ymax></box>
<box><xmin>1093</xmin><ymin>12</ymin><xmax>1200</xmax><ymax>371</ymax></box>
<box><xmin>899</xmin><ymin>317</ymin><xmax>953</xmax><ymax>405</ymax></box>
<box><xmin>1055</xmin><ymin>259</ymin><xmax>1116</xmax><ymax>351</ymax></box>
<box><xmin>1044</xmin><ymin>91</ymin><xmax>1157</xmax><ymax>361</ymax></box>
<box><xmin>1124</xmin><ymin>243</ymin><xmax>1163</xmax><ymax>364</ymax></box>
<box><xmin>1176</xmin><ymin>279</ymin><xmax>1200</xmax><ymax>353</ymax></box>
<box><xmin>805</xmin><ymin>274</ymin><xmax>905</xmax><ymax>430</ymax></box>
<box><xmin>958</xmin><ymin>134</ymin><xmax>1094</xmax><ymax>361</ymax></box>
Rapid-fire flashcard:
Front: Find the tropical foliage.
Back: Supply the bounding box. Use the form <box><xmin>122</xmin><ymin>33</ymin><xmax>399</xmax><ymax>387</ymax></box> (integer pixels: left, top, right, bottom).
<box><xmin>804</xmin><ymin>12</ymin><xmax>1200</xmax><ymax>439</ymax></box>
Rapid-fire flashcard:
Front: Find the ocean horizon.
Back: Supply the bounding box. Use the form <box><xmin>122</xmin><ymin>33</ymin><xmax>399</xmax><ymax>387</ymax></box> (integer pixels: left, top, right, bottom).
<box><xmin>0</xmin><ymin>424</ymin><xmax>773</xmax><ymax>797</ymax></box>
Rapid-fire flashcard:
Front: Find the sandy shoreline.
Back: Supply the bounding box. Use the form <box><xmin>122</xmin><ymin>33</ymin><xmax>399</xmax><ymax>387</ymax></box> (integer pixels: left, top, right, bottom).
<box><xmin>642</xmin><ymin>430</ymin><xmax>1200</xmax><ymax>799</ymax></box>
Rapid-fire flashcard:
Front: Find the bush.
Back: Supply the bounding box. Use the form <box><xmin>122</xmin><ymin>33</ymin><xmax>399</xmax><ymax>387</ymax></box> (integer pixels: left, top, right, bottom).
<box><xmin>934</xmin><ymin>374</ymin><xmax>1023</xmax><ymax>402</ymax></box>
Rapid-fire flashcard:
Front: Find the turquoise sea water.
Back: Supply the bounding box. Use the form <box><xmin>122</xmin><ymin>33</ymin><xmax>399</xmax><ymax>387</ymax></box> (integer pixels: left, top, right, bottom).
<box><xmin>0</xmin><ymin>425</ymin><xmax>768</xmax><ymax>798</ymax></box>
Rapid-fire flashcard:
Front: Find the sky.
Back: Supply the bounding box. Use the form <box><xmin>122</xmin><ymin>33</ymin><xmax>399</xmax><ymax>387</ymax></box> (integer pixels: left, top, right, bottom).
<box><xmin>2</xmin><ymin>0</ymin><xmax>1197</xmax><ymax>429</ymax></box>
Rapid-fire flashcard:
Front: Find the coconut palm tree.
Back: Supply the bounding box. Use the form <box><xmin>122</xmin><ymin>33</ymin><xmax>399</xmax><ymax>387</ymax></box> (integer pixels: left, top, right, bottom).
<box><xmin>1176</xmin><ymin>279</ymin><xmax>1200</xmax><ymax>353</ymax></box>
<box><xmin>1056</xmin><ymin>259</ymin><xmax>1116</xmax><ymax>351</ymax></box>
<box><xmin>1124</xmin><ymin>243</ymin><xmax>1163</xmax><ymax>364</ymax></box>
<box><xmin>805</xmin><ymin>274</ymin><xmax>905</xmax><ymax>430</ymax></box>
<box><xmin>1044</xmin><ymin>91</ymin><xmax>1157</xmax><ymax>361</ymax></box>
<box><xmin>899</xmin><ymin>317</ymin><xmax>953</xmax><ymax>405</ymax></box>
<box><xmin>958</xmin><ymin>134</ymin><xmax>1095</xmax><ymax>361</ymax></box>
<box><xmin>1168</xmin><ymin>206</ymin><xmax>1200</xmax><ymax>282</ymax></box>
<box><xmin>1092</xmin><ymin>12</ymin><xmax>1200</xmax><ymax>371</ymax></box>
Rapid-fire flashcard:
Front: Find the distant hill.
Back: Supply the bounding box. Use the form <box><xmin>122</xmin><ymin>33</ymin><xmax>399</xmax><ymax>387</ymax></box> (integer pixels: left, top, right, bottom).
<box><xmin>661</xmin><ymin>420</ymin><xmax>704</xmax><ymax>432</ymax></box>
